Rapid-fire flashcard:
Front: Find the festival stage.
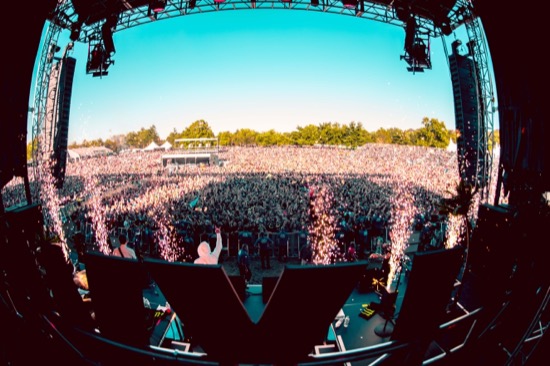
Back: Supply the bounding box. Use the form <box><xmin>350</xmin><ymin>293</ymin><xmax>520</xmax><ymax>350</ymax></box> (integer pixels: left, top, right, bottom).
<box><xmin>161</xmin><ymin>153</ymin><xmax>219</xmax><ymax>167</ymax></box>
<box><xmin>134</xmin><ymin>247</ymin><xmax>474</xmax><ymax>365</ymax></box>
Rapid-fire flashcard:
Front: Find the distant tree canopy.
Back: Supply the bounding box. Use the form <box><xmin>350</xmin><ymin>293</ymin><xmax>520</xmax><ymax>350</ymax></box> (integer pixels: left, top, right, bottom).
<box><xmin>125</xmin><ymin>125</ymin><xmax>161</xmax><ymax>149</ymax></box>
<box><xmin>167</xmin><ymin>119</ymin><xmax>215</xmax><ymax>146</ymax></box>
<box><xmin>411</xmin><ymin>117</ymin><xmax>451</xmax><ymax>149</ymax></box>
<box><xmin>61</xmin><ymin>118</ymin><xmax>500</xmax><ymax>155</ymax></box>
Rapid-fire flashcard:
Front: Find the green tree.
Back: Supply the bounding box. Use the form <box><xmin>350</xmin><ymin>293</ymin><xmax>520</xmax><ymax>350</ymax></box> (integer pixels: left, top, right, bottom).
<box><xmin>318</xmin><ymin>122</ymin><xmax>344</xmax><ymax>146</ymax></box>
<box><xmin>104</xmin><ymin>138</ymin><xmax>121</xmax><ymax>153</ymax></box>
<box><xmin>124</xmin><ymin>125</ymin><xmax>160</xmax><ymax>148</ymax></box>
<box><xmin>291</xmin><ymin>124</ymin><xmax>320</xmax><ymax>146</ymax></box>
<box><xmin>257</xmin><ymin>129</ymin><xmax>289</xmax><ymax>146</ymax></box>
<box><xmin>26</xmin><ymin>140</ymin><xmax>35</xmax><ymax>161</ymax></box>
<box><xmin>488</xmin><ymin>129</ymin><xmax>500</xmax><ymax>152</ymax></box>
<box><xmin>218</xmin><ymin>131</ymin><xmax>234</xmax><ymax>146</ymax></box>
<box><xmin>373</xmin><ymin>128</ymin><xmax>392</xmax><ymax>144</ymax></box>
<box><xmin>342</xmin><ymin>121</ymin><xmax>370</xmax><ymax>148</ymax></box>
<box><xmin>125</xmin><ymin>131</ymin><xmax>140</xmax><ymax>148</ymax></box>
<box><xmin>166</xmin><ymin>128</ymin><xmax>181</xmax><ymax>146</ymax></box>
<box><xmin>387</xmin><ymin>127</ymin><xmax>412</xmax><ymax>145</ymax></box>
<box><xmin>139</xmin><ymin>125</ymin><xmax>161</xmax><ymax>146</ymax></box>
<box><xmin>232</xmin><ymin>128</ymin><xmax>258</xmax><ymax>146</ymax></box>
<box><xmin>183</xmin><ymin>120</ymin><xmax>214</xmax><ymax>139</ymax></box>
<box><xmin>413</xmin><ymin>117</ymin><xmax>450</xmax><ymax>148</ymax></box>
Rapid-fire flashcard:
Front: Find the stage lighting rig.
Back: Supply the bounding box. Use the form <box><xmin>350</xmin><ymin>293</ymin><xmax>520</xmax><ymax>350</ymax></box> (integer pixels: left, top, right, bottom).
<box><xmin>342</xmin><ymin>0</ymin><xmax>358</xmax><ymax>9</ymax></box>
<box><xmin>400</xmin><ymin>15</ymin><xmax>432</xmax><ymax>73</ymax></box>
<box><xmin>150</xmin><ymin>0</ymin><xmax>167</xmax><ymax>13</ymax></box>
<box><xmin>86</xmin><ymin>40</ymin><xmax>113</xmax><ymax>78</ymax></box>
<box><xmin>86</xmin><ymin>14</ymin><xmax>118</xmax><ymax>78</ymax></box>
<box><xmin>148</xmin><ymin>0</ymin><xmax>167</xmax><ymax>19</ymax></box>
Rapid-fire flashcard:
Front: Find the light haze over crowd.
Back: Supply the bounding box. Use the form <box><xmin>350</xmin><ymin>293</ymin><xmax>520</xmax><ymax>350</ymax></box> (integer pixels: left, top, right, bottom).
<box><xmin>32</xmin><ymin>8</ymin><xmax>485</xmax><ymax>145</ymax></box>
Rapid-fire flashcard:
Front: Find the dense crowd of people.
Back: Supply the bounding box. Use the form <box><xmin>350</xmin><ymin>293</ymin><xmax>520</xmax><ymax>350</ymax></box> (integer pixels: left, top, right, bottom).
<box><xmin>2</xmin><ymin>144</ymin><xmax>462</xmax><ymax>262</ymax></box>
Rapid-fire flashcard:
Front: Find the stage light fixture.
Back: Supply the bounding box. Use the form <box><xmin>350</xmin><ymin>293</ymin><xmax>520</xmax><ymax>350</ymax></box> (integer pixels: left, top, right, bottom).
<box><xmin>310</xmin><ymin>0</ymin><xmax>319</xmax><ymax>6</ymax></box>
<box><xmin>189</xmin><ymin>0</ymin><xmax>196</xmax><ymax>9</ymax></box>
<box><xmin>150</xmin><ymin>0</ymin><xmax>166</xmax><ymax>12</ymax></box>
<box><xmin>70</xmin><ymin>22</ymin><xmax>81</xmax><ymax>41</ymax></box>
<box><xmin>342</xmin><ymin>0</ymin><xmax>358</xmax><ymax>9</ymax></box>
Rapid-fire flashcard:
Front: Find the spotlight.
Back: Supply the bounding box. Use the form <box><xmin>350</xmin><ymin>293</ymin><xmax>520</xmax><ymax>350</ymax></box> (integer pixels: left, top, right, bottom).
<box><xmin>342</xmin><ymin>0</ymin><xmax>358</xmax><ymax>9</ymax></box>
<box><xmin>395</xmin><ymin>5</ymin><xmax>411</xmax><ymax>22</ymax></box>
<box><xmin>70</xmin><ymin>22</ymin><xmax>81</xmax><ymax>42</ymax></box>
<box><xmin>311</xmin><ymin>0</ymin><xmax>319</xmax><ymax>6</ymax></box>
<box><xmin>189</xmin><ymin>0</ymin><xmax>196</xmax><ymax>9</ymax></box>
<box><xmin>150</xmin><ymin>0</ymin><xmax>166</xmax><ymax>13</ymax></box>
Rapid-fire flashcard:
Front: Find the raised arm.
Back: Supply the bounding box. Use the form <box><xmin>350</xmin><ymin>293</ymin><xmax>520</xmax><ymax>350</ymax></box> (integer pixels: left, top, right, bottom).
<box><xmin>212</xmin><ymin>227</ymin><xmax>223</xmax><ymax>260</ymax></box>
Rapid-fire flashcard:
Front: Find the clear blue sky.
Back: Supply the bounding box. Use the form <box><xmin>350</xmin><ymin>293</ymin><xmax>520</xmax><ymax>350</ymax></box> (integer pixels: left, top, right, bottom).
<box><xmin>33</xmin><ymin>9</ymin><xmax>479</xmax><ymax>144</ymax></box>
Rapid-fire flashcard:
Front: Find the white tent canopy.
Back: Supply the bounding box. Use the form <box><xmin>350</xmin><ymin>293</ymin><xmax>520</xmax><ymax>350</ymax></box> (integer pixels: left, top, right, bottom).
<box><xmin>67</xmin><ymin>146</ymin><xmax>113</xmax><ymax>159</ymax></box>
<box><xmin>447</xmin><ymin>141</ymin><xmax>457</xmax><ymax>152</ymax></box>
<box><xmin>161</xmin><ymin>141</ymin><xmax>172</xmax><ymax>150</ymax></box>
<box><xmin>67</xmin><ymin>149</ymin><xmax>81</xmax><ymax>160</ymax></box>
<box><xmin>143</xmin><ymin>141</ymin><xmax>160</xmax><ymax>151</ymax></box>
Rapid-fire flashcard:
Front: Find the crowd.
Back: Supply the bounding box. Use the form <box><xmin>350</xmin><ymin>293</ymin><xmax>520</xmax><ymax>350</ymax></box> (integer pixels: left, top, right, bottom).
<box><xmin>2</xmin><ymin>144</ymin><xmax>461</xmax><ymax>262</ymax></box>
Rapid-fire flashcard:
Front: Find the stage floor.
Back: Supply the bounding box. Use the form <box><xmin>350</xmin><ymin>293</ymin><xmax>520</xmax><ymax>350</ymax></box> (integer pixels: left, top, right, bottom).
<box><xmin>239</xmin><ymin>279</ymin><xmax>407</xmax><ymax>351</ymax></box>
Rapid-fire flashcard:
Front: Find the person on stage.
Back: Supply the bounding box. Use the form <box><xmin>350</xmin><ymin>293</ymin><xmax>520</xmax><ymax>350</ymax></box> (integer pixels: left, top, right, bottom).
<box><xmin>238</xmin><ymin>243</ymin><xmax>252</xmax><ymax>283</ymax></box>
<box><xmin>255</xmin><ymin>231</ymin><xmax>273</xmax><ymax>269</ymax></box>
<box><xmin>194</xmin><ymin>226</ymin><xmax>223</xmax><ymax>264</ymax></box>
<box><xmin>112</xmin><ymin>234</ymin><xmax>137</xmax><ymax>259</ymax></box>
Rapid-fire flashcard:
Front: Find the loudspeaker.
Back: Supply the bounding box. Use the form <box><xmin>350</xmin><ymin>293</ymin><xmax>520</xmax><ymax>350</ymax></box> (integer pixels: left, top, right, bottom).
<box><xmin>262</xmin><ymin>276</ymin><xmax>279</xmax><ymax>304</ymax></box>
<box><xmin>468</xmin><ymin>203</ymin><xmax>515</xmax><ymax>277</ymax></box>
<box><xmin>46</xmin><ymin>56</ymin><xmax>76</xmax><ymax>188</ymax></box>
<box><xmin>449</xmin><ymin>46</ymin><xmax>487</xmax><ymax>187</ymax></box>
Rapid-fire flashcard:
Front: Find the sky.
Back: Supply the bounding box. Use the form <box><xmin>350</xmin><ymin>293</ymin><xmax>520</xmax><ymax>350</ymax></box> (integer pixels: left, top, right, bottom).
<box><xmin>30</xmin><ymin>8</ymin><xmax>482</xmax><ymax>144</ymax></box>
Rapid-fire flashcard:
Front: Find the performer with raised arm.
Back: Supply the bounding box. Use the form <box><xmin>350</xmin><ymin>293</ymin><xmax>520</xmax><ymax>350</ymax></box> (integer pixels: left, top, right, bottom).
<box><xmin>194</xmin><ymin>226</ymin><xmax>223</xmax><ymax>264</ymax></box>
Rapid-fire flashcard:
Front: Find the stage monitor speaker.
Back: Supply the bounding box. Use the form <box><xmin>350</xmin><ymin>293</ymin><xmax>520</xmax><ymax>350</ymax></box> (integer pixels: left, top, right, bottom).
<box><xmin>391</xmin><ymin>246</ymin><xmax>464</xmax><ymax>343</ymax></box>
<box><xmin>255</xmin><ymin>262</ymin><xmax>367</xmax><ymax>363</ymax></box>
<box><xmin>84</xmin><ymin>251</ymin><xmax>151</xmax><ymax>347</ymax></box>
<box><xmin>262</xmin><ymin>276</ymin><xmax>279</xmax><ymax>304</ymax></box>
<box><xmin>143</xmin><ymin>259</ymin><xmax>254</xmax><ymax>363</ymax></box>
<box><xmin>459</xmin><ymin>203</ymin><xmax>517</xmax><ymax>311</ymax></box>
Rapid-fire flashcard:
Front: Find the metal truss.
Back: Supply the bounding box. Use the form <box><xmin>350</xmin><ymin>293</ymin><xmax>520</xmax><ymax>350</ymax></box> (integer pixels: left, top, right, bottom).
<box><xmin>35</xmin><ymin>0</ymin><xmax>494</xmax><ymax>191</ymax></box>
<box><xmin>36</xmin><ymin>2</ymin><xmax>492</xmax><ymax>193</ymax></box>
<box><xmin>503</xmin><ymin>286</ymin><xmax>550</xmax><ymax>365</ymax></box>
<box><xmin>25</xmin><ymin>3</ymin><xmax>525</xmax><ymax>365</ymax></box>
<box><xmin>461</xmin><ymin>7</ymin><xmax>495</xmax><ymax>200</ymax></box>
<box><xmin>30</xmin><ymin>20</ymin><xmax>63</xmax><ymax>200</ymax></box>
<box><xmin>52</xmin><ymin>1</ymin><xmax>477</xmax><ymax>43</ymax></box>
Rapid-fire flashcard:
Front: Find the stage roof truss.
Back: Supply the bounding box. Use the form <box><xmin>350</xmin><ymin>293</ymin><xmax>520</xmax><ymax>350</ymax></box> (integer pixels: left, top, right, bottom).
<box><xmin>51</xmin><ymin>1</ymin><xmax>473</xmax><ymax>44</ymax></box>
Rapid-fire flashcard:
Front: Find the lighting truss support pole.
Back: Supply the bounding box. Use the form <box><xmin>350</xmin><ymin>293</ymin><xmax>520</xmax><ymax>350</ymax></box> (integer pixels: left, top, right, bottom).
<box><xmin>30</xmin><ymin>20</ymin><xmax>62</xmax><ymax>200</ymax></box>
<box><xmin>464</xmin><ymin>13</ymin><xmax>496</xmax><ymax>201</ymax></box>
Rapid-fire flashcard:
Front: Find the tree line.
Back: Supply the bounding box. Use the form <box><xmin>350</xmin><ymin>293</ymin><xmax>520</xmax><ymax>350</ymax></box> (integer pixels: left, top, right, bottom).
<box><xmin>29</xmin><ymin>118</ymin><xmax>499</xmax><ymax>157</ymax></box>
